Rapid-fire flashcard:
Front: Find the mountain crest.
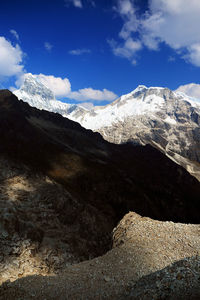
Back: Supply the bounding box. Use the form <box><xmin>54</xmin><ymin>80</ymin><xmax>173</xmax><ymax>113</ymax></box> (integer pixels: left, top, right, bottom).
<box><xmin>13</xmin><ymin>74</ymin><xmax>87</xmax><ymax>121</ymax></box>
<box><xmin>15</xmin><ymin>73</ymin><xmax>55</xmax><ymax>103</ymax></box>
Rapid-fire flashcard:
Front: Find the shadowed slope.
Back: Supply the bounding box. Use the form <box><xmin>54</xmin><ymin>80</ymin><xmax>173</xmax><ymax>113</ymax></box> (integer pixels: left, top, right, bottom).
<box><xmin>0</xmin><ymin>89</ymin><xmax>200</xmax><ymax>225</ymax></box>
<box><xmin>0</xmin><ymin>89</ymin><xmax>200</xmax><ymax>289</ymax></box>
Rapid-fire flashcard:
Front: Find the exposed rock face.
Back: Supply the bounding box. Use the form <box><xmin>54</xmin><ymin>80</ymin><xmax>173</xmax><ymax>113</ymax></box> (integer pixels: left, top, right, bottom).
<box><xmin>92</xmin><ymin>87</ymin><xmax>200</xmax><ymax>181</ymax></box>
<box><xmin>0</xmin><ymin>157</ymin><xmax>111</xmax><ymax>284</ymax></box>
<box><xmin>0</xmin><ymin>212</ymin><xmax>199</xmax><ymax>299</ymax></box>
<box><xmin>13</xmin><ymin>73</ymin><xmax>87</xmax><ymax>120</ymax></box>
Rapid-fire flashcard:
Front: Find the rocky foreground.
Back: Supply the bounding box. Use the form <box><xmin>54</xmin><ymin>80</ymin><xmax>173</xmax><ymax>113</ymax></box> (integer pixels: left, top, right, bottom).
<box><xmin>0</xmin><ymin>212</ymin><xmax>200</xmax><ymax>299</ymax></box>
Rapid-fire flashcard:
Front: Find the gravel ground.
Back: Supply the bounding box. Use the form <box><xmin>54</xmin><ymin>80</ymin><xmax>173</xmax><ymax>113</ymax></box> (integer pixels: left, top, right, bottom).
<box><xmin>0</xmin><ymin>212</ymin><xmax>200</xmax><ymax>299</ymax></box>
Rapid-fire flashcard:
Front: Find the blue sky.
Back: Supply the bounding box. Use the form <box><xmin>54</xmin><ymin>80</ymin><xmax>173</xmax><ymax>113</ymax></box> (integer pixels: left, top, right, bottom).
<box><xmin>1</xmin><ymin>0</ymin><xmax>200</xmax><ymax>106</ymax></box>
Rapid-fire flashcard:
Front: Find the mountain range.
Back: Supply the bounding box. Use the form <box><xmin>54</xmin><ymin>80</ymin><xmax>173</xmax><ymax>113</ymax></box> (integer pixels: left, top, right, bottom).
<box><xmin>0</xmin><ymin>89</ymin><xmax>200</xmax><ymax>298</ymax></box>
<box><xmin>14</xmin><ymin>74</ymin><xmax>200</xmax><ymax>181</ymax></box>
<box><xmin>14</xmin><ymin>73</ymin><xmax>87</xmax><ymax>121</ymax></box>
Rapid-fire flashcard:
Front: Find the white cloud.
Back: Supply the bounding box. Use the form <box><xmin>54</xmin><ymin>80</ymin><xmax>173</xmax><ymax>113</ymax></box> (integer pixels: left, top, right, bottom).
<box><xmin>115</xmin><ymin>0</ymin><xmax>135</xmax><ymax>16</ymax></box>
<box><xmin>10</xmin><ymin>29</ymin><xmax>19</xmax><ymax>41</ymax></box>
<box><xmin>68</xmin><ymin>88</ymin><xmax>117</xmax><ymax>102</ymax></box>
<box><xmin>143</xmin><ymin>0</ymin><xmax>200</xmax><ymax>48</ymax></box>
<box><xmin>111</xmin><ymin>0</ymin><xmax>200</xmax><ymax>66</ymax></box>
<box><xmin>113</xmin><ymin>0</ymin><xmax>139</xmax><ymax>41</ymax></box>
<box><xmin>16</xmin><ymin>73</ymin><xmax>71</xmax><ymax>98</ymax></box>
<box><xmin>34</xmin><ymin>74</ymin><xmax>71</xmax><ymax>97</ymax></box>
<box><xmin>17</xmin><ymin>72</ymin><xmax>117</xmax><ymax>103</ymax></box>
<box><xmin>108</xmin><ymin>37</ymin><xmax>142</xmax><ymax>62</ymax></box>
<box><xmin>185</xmin><ymin>44</ymin><xmax>200</xmax><ymax>67</ymax></box>
<box><xmin>44</xmin><ymin>42</ymin><xmax>53</xmax><ymax>52</ymax></box>
<box><xmin>65</xmin><ymin>0</ymin><xmax>83</xmax><ymax>8</ymax></box>
<box><xmin>110</xmin><ymin>1</ymin><xmax>141</xmax><ymax>63</ymax></box>
<box><xmin>0</xmin><ymin>36</ymin><xmax>24</xmax><ymax>77</ymax></box>
<box><xmin>176</xmin><ymin>83</ymin><xmax>200</xmax><ymax>99</ymax></box>
<box><xmin>69</xmin><ymin>48</ymin><xmax>91</xmax><ymax>55</ymax></box>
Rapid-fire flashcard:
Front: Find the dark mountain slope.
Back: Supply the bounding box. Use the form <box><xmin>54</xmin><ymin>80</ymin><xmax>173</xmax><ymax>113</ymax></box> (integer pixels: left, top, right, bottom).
<box><xmin>1</xmin><ymin>89</ymin><xmax>200</xmax><ymax>296</ymax></box>
<box><xmin>0</xmin><ymin>89</ymin><xmax>200</xmax><ymax>226</ymax></box>
<box><xmin>1</xmin><ymin>89</ymin><xmax>200</xmax><ymax>282</ymax></box>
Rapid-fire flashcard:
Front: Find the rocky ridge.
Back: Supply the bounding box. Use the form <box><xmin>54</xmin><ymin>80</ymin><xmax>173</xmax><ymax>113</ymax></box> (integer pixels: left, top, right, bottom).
<box><xmin>85</xmin><ymin>86</ymin><xmax>200</xmax><ymax>181</ymax></box>
<box><xmin>14</xmin><ymin>73</ymin><xmax>87</xmax><ymax>121</ymax></box>
<box><xmin>14</xmin><ymin>78</ymin><xmax>200</xmax><ymax>181</ymax></box>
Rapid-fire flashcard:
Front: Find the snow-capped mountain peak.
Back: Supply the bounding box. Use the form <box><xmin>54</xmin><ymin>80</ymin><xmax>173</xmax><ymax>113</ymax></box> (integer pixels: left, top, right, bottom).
<box><xmin>17</xmin><ymin>73</ymin><xmax>55</xmax><ymax>101</ymax></box>
<box><xmin>132</xmin><ymin>85</ymin><xmax>147</xmax><ymax>93</ymax></box>
<box><xmin>13</xmin><ymin>73</ymin><xmax>87</xmax><ymax>121</ymax></box>
<box><xmin>12</xmin><ymin>79</ymin><xmax>200</xmax><ymax>180</ymax></box>
<box><xmin>79</xmin><ymin>86</ymin><xmax>180</xmax><ymax>130</ymax></box>
<box><xmin>82</xmin><ymin>86</ymin><xmax>200</xmax><ymax>181</ymax></box>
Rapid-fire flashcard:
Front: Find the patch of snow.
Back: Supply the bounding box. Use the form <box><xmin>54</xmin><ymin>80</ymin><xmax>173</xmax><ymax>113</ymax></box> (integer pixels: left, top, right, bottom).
<box><xmin>81</xmin><ymin>94</ymin><xmax>165</xmax><ymax>130</ymax></box>
<box><xmin>164</xmin><ymin>116</ymin><xmax>177</xmax><ymax>125</ymax></box>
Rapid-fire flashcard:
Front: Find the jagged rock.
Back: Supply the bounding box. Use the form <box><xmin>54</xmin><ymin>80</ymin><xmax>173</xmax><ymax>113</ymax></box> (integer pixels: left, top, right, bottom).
<box><xmin>13</xmin><ymin>73</ymin><xmax>87</xmax><ymax>120</ymax></box>
<box><xmin>93</xmin><ymin>87</ymin><xmax>200</xmax><ymax>181</ymax></box>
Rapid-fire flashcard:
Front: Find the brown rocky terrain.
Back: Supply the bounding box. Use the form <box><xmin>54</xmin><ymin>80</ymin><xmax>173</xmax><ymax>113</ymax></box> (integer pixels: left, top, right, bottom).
<box><xmin>0</xmin><ymin>89</ymin><xmax>200</xmax><ymax>298</ymax></box>
<box><xmin>0</xmin><ymin>212</ymin><xmax>200</xmax><ymax>299</ymax></box>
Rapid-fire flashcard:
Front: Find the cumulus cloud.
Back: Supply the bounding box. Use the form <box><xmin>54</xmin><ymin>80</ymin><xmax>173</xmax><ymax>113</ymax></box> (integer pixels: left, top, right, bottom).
<box><xmin>44</xmin><ymin>42</ymin><xmax>53</xmax><ymax>52</ymax></box>
<box><xmin>69</xmin><ymin>48</ymin><xmax>91</xmax><ymax>55</ymax></box>
<box><xmin>110</xmin><ymin>0</ymin><xmax>141</xmax><ymax>63</ymax></box>
<box><xmin>10</xmin><ymin>29</ymin><xmax>19</xmax><ymax>41</ymax></box>
<box><xmin>176</xmin><ymin>83</ymin><xmax>200</xmax><ymax>99</ymax></box>
<box><xmin>108</xmin><ymin>38</ymin><xmax>142</xmax><ymax>62</ymax></box>
<box><xmin>34</xmin><ymin>74</ymin><xmax>71</xmax><ymax>97</ymax></box>
<box><xmin>17</xmin><ymin>72</ymin><xmax>117</xmax><ymax>103</ymax></box>
<box><xmin>65</xmin><ymin>0</ymin><xmax>83</xmax><ymax>8</ymax></box>
<box><xmin>114</xmin><ymin>0</ymin><xmax>135</xmax><ymax>16</ymax></box>
<box><xmin>0</xmin><ymin>36</ymin><xmax>24</xmax><ymax>77</ymax></box>
<box><xmin>185</xmin><ymin>44</ymin><xmax>200</xmax><ymax>67</ymax></box>
<box><xmin>111</xmin><ymin>0</ymin><xmax>200</xmax><ymax>66</ymax></box>
<box><xmin>68</xmin><ymin>88</ymin><xmax>117</xmax><ymax>102</ymax></box>
<box><xmin>142</xmin><ymin>0</ymin><xmax>200</xmax><ymax>54</ymax></box>
<box><xmin>16</xmin><ymin>73</ymin><xmax>71</xmax><ymax>98</ymax></box>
